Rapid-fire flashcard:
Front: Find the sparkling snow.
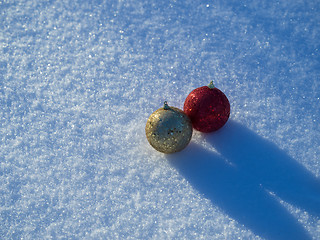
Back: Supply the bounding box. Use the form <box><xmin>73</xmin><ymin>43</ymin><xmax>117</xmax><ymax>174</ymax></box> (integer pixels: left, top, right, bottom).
<box><xmin>1</xmin><ymin>0</ymin><xmax>319</xmax><ymax>239</ymax></box>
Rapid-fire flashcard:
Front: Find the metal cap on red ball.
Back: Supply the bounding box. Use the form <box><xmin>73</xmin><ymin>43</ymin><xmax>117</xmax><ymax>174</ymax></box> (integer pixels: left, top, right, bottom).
<box><xmin>183</xmin><ymin>81</ymin><xmax>230</xmax><ymax>133</ymax></box>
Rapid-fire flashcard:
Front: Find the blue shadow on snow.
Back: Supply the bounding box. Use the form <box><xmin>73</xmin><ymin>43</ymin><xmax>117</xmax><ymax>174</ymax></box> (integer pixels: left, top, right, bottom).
<box><xmin>167</xmin><ymin>120</ymin><xmax>320</xmax><ymax>240</ymax></box>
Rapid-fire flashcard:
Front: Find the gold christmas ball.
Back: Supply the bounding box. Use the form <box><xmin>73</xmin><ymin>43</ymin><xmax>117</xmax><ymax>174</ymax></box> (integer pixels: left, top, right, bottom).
<box><xmin>146</xmin><ymin>102</ymin><xmax>193</xmax><ymax>154</ymax></box>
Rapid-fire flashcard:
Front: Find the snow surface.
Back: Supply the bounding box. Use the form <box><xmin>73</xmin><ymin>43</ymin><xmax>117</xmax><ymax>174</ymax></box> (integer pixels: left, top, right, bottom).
<box><xmin>1</xmin><ymin>0</ymin><xmax>319</xmax><ymax>239</ymax></box>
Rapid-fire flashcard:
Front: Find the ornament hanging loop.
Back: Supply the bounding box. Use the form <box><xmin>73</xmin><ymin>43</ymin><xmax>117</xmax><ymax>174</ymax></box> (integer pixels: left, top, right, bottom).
<box><xmin>163</xmin><ymin>101</ymin><xmax>170</xmax><ymax>110</ymax></box>
<box><xmin>208</xmin><ymin>81</ymin><xmax>215</xmax><ymax>89</ymax></box>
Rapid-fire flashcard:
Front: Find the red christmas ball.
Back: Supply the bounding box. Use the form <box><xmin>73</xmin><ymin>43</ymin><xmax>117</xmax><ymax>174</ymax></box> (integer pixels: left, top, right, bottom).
<box><xmin>183</xmin><ymin>82</ymin><xmax>230</xmax><ymax>133</ymax></box>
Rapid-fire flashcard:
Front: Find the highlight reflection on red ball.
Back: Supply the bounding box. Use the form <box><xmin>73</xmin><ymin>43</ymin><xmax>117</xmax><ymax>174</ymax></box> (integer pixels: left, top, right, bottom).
<box><xmin>183</xmin><ymin>85</ymin><xmax>230</xmax><ymax>133</ymax></box>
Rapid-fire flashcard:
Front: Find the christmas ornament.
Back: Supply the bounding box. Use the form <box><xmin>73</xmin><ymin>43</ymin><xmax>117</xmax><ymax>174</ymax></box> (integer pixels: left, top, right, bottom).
<box><xmin>183</xmin><ymin>81</ymin><xmax>230</xmax><ymax>133</ymax></box>
<box><xmin>146</xmin><ymin>101</ymin><xmax>193</xmax><ymax>154</ymax></box>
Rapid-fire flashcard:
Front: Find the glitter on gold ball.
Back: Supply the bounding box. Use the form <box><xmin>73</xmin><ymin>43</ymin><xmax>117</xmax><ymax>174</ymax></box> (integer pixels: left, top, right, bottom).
<box><xmin>146</xmin><ymin>101</ymin><xmax>193</xmax><ymax>154</ymax></box>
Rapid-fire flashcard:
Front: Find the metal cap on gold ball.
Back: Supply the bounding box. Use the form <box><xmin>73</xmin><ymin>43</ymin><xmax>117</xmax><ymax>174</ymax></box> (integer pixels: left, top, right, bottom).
<box><xmin>145</xmin><ymin>101</ymin><xmax>193</xmax><ymax>154</ymax></box>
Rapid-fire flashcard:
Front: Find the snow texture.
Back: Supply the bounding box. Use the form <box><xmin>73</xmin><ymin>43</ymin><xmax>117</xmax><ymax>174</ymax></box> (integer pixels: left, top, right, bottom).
<box><xmin>1</xmin><ymin>0</ymin><xmax>319</xmax><ymax>239</ymax></box>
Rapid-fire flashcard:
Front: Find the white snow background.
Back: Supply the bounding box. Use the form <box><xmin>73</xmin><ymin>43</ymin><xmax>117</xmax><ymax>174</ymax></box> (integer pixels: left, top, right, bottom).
<box><xmin>1</xmin><ymin>0</ymin><xmax>319</xmax><ymax>239</ymax></box>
